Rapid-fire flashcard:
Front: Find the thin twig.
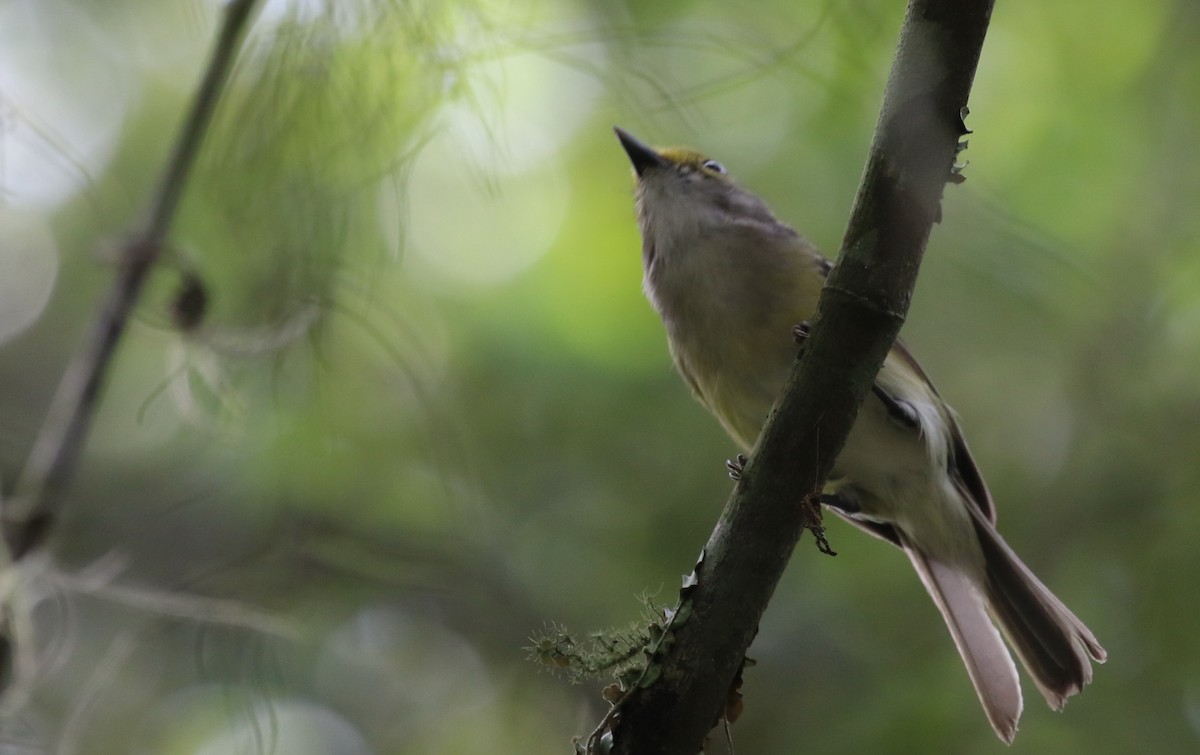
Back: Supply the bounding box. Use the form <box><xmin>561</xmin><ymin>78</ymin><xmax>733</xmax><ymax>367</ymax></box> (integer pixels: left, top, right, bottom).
<box><xmin>3</xmin><ymin>0</ymin><xmax>262</xmax><ymax>561</ymax></box>
<box><xmin>50</xmin><ymin>569</ymin><xmax>296</xmax><ymax>639</ymax></box>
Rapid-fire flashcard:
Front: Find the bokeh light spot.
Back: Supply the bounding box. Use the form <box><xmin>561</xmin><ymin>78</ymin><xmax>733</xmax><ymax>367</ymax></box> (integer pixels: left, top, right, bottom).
<box><xmin>0</xmin><ymin>209</ymin><xmax>58</xmax><ymax>344</ymax></box>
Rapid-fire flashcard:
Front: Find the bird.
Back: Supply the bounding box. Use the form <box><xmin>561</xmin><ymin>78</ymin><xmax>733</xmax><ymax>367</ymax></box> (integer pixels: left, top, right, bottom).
<box><xmin>614</xmin><ymin>125</ymin><xmax>1106</xmax><ymax>743</ymax></box>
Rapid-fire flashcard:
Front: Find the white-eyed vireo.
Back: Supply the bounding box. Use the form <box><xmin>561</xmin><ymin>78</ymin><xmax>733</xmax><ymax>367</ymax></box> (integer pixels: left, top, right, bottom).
<box><xmin>614</xmin><ymin>126</ymin><xmax>1105</xmax><ymax>743</ymax></box>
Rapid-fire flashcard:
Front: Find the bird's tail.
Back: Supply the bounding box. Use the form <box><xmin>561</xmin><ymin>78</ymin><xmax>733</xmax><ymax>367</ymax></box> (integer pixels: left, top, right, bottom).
<box><xmin>903</xmin><ymin>540</ymin><xmax>1023</xmax><ymax>743</ymax></box>
<box><xmin>970</xmin><ymin>509</ymin><xmax>1107</xmax><ymax>710</ymax></box>
<box><xmin>902</xmin><ymin>511</ymin><xmax>1106</xmax><ymax>743</ymax></box>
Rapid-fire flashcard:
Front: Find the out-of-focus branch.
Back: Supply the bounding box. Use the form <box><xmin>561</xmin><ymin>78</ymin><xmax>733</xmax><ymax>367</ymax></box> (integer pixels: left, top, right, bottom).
<box><xmin>600</xmin><ymin>1</ymin><xmax>994</xmax><ymax>753</ymax></box>
<box><xmin>3</xmin><ymin>0</ymin><xmax>261</xmax><ymax>562</ymax></box>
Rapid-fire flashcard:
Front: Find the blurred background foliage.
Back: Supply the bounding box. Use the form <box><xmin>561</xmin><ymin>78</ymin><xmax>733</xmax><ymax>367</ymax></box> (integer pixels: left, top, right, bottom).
<box><xmin>0</xmin><ymin>0</ymin><xmax>1198</xmax><ymax>752</ymax></box>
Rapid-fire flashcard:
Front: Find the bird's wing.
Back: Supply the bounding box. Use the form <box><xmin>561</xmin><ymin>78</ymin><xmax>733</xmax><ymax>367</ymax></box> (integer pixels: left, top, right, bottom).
<box><xmin>889</xmin><ymin>337</ymin><xmax>996</xmax><ymax>523</ymax></box>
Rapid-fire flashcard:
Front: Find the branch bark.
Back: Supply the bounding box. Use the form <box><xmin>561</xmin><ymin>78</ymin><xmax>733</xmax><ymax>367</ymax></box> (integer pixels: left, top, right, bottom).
<box><xmin>603</xmin><ymin>1</ymin><xmax>995</xmax><ymax>752</ymax></box>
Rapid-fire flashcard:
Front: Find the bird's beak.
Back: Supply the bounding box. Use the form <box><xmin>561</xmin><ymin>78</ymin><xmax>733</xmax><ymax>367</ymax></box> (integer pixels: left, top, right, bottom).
<box><xmin>614</xmin><ymin>126</ymin><xmax>667</xmax><ymax>177</ymax></box>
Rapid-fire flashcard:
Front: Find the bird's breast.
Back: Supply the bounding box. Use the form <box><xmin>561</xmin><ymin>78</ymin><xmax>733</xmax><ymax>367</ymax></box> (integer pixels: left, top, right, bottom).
<box><xmin>648</xmin><ymin>234</ymin><xmax>820</xmax><ymax>451</ymax></box>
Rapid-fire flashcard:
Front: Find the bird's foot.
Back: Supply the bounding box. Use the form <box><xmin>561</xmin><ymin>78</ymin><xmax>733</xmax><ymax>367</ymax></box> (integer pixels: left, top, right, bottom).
<box><xmin>726</xmin><ymin>453</ymin><xmax>748</xmax><ymax>481</ymax></box>
<box><xmin>792</xmin><ymin>321</ymin><xmax>811</xmax><ymax>346</ymax></box>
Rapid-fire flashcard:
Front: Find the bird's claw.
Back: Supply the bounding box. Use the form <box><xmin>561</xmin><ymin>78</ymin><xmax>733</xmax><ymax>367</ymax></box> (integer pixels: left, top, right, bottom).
<box><xmin>792</xmin><ymin>321</ymin><xmax>811</xmax><ymax>345</ymax></box>
<box><xmin>726</xmin><ymin>453</ymin><xmax>748</xmax><ymax>481</ymax></box>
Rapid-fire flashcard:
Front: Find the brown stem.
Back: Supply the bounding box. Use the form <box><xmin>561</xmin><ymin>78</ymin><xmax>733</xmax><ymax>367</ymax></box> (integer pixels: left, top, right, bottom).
<box><xmin>4</xmin><ymin>0</ymin><xmax>262</xmax><ymax>559</ymax></box>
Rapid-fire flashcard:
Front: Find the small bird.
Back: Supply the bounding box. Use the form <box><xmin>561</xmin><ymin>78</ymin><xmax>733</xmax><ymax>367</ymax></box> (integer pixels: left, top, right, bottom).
<box><xmin>614</xmin><ymin>126</ymin><xmax>1105</xmax><ymax>742</ymax></box>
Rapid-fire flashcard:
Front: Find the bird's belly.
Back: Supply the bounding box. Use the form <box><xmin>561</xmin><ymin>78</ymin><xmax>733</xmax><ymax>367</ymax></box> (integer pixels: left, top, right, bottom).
<box><xmin>706</xmin><ymin>364</ymin><xmax>789</xmax><ymax>452</ymax></box>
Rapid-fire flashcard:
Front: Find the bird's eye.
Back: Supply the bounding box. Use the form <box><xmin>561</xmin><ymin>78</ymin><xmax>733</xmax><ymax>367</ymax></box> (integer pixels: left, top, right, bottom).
<box><xmin>702</xmin><ymin>159</ymin><xmax>726</xmax><ymax>174</ymax></box>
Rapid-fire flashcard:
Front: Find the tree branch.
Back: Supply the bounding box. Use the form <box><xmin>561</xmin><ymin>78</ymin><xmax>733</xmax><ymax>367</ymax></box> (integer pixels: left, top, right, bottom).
<box><xmin>2</xmin><ymin>0</ymin><xmax>261</xmax><ymax>562</ymax></box>
<box><xmin>602</xmin><ymin>1</ymin><xmax>994</xmax><ymax>752</ymax></box>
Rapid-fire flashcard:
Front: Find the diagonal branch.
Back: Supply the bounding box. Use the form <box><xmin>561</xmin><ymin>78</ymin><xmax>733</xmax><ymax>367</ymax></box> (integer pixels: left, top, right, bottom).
<box><xmin>602</xmin><ymin>1</ymin><xmax>995</xmax><ymax>752</ymax></box>
<box><xmin>2</xmin><ymin>0</ymin><xmax>262</xmax><ymax>562</ymax></box>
